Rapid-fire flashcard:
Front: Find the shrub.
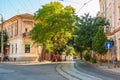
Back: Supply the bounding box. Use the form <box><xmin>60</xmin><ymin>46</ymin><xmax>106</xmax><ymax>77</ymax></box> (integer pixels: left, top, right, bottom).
<box><xmin>83</xmin><ymin>53</ymin><xmax>91</xmax><ymax>61</ymax></box>
<box><xmin>90</xmin><ymin>58</ymin><xmax>97</xmax><ymax>63</ymax></box>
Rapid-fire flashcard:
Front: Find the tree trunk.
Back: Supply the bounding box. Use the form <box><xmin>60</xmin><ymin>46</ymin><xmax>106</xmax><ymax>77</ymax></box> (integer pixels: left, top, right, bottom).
<box><xmin>80</xmin><ymin>51</ymin><xmax>83</xmax><ymax>60</ymax></box>
<box><xmin>99</xmin><ymin>54</ymin><xmax>102</xmax><ymax>66</ymax></box>
<box><xmin>40</xmin><ymin>46</ymin><xmax>46</xmax><ymax>61</ymax></box>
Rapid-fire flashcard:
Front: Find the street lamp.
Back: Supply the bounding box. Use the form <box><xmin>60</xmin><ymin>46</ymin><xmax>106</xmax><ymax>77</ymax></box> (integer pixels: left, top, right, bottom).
<box><xmin>0</xmin><ymin>14</ymin><xmax>4</xmax><ymax>62</ymax></box>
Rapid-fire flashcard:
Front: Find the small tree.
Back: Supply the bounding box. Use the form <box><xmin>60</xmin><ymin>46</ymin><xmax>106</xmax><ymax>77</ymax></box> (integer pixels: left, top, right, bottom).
<box><xmin>0</xmin><ymin>30</ymin><xmax>8</xmax><ymax>54</ymax></box>
<box><xmin>92</xmin><ymin>27</ymin><xmax>107</xmax><ymax>64</ymax></box>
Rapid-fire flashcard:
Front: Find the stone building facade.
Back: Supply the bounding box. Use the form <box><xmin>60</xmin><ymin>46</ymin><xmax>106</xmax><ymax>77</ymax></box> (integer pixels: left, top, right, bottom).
<box><xmin>99</xmin><ymin>0</ymin><xmax>120</xmax><ymax>60</ymax></box>
<box><xmin>0</xmin><ymin>13</ymin><xmax>42</xmax><ymax>61</ymax></box>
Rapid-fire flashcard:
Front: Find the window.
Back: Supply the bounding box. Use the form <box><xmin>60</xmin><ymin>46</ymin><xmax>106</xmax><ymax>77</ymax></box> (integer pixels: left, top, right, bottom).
<box><xmin>11</xmin><ymin>25</ymin><xmax>13</xmax><ymax>37</ymax></box>
<box><xmin>25</xmin><ymin>44</ymin><xmax>30</xmax><ymax>53</ymax></box>
<box><xmin>118</xmin><ymin>6</ymin><xmax>120</xmax><ymax>20</ymax></box>
<box><xmin>12</xmin><ymin>44</ymin><xmax>14</xmax><ymax>54</ymax></box>
<box><xmin>15</xmin><ymin>22</ymin><xmax>18</xmax><ymax>35</ymax></box>
<box><xmin>15</xmin><ymin>43</ymin><xmax>17</xmax><ymax>53</ymax></box>
<box><xmin>25</xmin><ymin>28</ymin><xmax>28</xmax><ymax>32</ymax></box>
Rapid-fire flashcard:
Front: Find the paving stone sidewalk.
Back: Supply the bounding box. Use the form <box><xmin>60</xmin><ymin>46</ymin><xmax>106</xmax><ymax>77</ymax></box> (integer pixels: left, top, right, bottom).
<box><xmin>70</xmin><ymin>60</ymin><xmax>120</xmax><ymax>75</ymax></box>
<box><xmin>89</xmin><ymin>62</ymin><xmax>120</xmax><ymax>74</ymax></box>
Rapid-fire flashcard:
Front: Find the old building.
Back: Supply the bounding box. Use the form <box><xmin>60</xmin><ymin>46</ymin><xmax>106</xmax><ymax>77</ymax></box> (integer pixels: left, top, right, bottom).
<box><xmin>0</xmin><ymin>13</ymin><xmax>42</xmax><ymax>61</ymax></box>
<box><xmin>99</xmin><ymin>0</ymin><xmax>120</xmax><ymax>60</ymax></box>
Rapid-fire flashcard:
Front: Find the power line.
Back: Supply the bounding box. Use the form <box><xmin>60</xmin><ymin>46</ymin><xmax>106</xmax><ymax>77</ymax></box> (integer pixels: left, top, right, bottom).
<box><xmin>8</xmin><ymin>0</ymin><xmax>18</xmax><ymax>13</ymax></box>
<box><xmin>22</xmin><ymin>0</ymin><xmax>31</xmax><ymax>11</ymax></box>
<box><xmin>27</xmin><ymin>0</ymin><xmax>35</xmax><ymax>10</ymax></box>
<box><xmin>59</xmin><ymin>0</ymin><xmax>80</xmax><ymax>5</ymax></box>
<box><xmin>18</xmin><ymin>0</ymin><xmax>29</xmax><ymax>12</ymax></box>
<box><xmin>76</xmin><ymin>0</ymin><xmax>93</xmax><ymax>14</ymax></box>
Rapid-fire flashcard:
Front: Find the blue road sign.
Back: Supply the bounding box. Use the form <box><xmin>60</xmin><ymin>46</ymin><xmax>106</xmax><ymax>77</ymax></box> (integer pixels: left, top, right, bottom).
<box><xmin>105</xmin><ymin>42</ymin><xmax>112</xmax><ymax>49</ymax></box>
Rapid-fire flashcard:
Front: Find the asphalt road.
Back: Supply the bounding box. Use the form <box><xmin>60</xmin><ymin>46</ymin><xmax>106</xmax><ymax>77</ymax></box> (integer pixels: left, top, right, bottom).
<box><xmin>75</xmin><ymin>60</ymin><xmax>120</xmax><ymax>80</ymax></box>
<box><xmin>0</xmin><ymin>63</ymin><xmax>68</xmax><ymax>80</ymax></box>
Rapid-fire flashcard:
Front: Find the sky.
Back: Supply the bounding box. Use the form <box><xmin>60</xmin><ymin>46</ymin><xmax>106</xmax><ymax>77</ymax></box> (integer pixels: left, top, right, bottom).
<box><xmin>0</xmin><ymin>0</ymin><xmax>100</xmax><ymax>20</ymax></box>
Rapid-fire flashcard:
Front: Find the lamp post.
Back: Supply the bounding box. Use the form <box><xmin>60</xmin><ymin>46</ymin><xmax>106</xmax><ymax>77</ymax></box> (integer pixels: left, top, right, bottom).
<box><xmin>0</xmin><ymin>14</ymin><xmax>4</xmax><ymax>62</ymax></box>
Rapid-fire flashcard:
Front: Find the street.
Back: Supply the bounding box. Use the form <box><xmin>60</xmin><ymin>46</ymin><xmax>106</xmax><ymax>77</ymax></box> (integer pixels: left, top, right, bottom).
<box><xmin>75</xmin><ymin>60</ymin><xmax>120</xmax><ymax>80</ymax></box>
<box><xmin>0</xmin><ymin>61</ymin><xmax>120</xmax><ymax>80</ymax></box>
<box><xmin>0</xmin><ymin>63</ymin><xmax>68</xmax><ymax>80</ymax></box>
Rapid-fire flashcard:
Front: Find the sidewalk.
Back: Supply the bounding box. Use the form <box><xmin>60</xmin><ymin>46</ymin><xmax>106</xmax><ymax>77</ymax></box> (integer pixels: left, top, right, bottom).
<box><xmin>0</xmin><ymin>61</ymin><xmax>69</xmax><ymax>65</ymax></box>
<box><xmin>91</xmin><ymin>62</ymin><xmax>120</xmax><ymax>74</ymax></box>
<box><xmin>0</xmin><ymin>61</ymin><xmax>51</xmax><ymax>65</ymax></box>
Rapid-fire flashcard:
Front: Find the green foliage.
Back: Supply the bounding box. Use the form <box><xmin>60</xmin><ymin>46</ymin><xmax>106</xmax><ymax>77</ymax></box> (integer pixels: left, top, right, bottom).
<box><xmin>0</xmin><ymin>30</ymin><xmax>8</xmax><ymax>53</ymax></box>
<box><xmin>74</xmin><ymin>14</ymin><xmax>106</xmax><ymax>53</ymax></box>
<box><xmin>65</xmin><ymin>45</ymin><xmax>76</xmax><ymax>56</ymax></box>
<box><xmin>90</xmin><ymin>58</ymin><xmax>97</xmax><ymax>63</ymax></box>
<box><xmin>92</xmin><ymin>27</ymin><xmax>107</xmax><ymax>55</ymax></box>
<box><xmin>30</xmin><ymin>2</ymin><xmax>77</xmax><ymax>54</ymax></box>
<box><xmin>83</xmin><ymin>50</ymin><xmax>91</xmax><ymax>61</ymax></box>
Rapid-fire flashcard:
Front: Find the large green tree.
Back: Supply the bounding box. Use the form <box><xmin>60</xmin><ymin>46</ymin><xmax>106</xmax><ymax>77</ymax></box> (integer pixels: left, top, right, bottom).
<box><xmin>74</xmin><ymin>14</ymin><xmax>106</xmax><ymax>59</ymax></box>
<box><xmin>30</xmin><ymin>2</ymin><xmax>77</xmax><ymax>54</ymax></box>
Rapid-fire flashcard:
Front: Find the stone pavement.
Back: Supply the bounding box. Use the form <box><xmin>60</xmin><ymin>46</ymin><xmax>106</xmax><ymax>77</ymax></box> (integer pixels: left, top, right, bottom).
<box><xmin>91</xmin><ymin>62</ymin><xmax>120</xmax><ymax>74</ymax></box>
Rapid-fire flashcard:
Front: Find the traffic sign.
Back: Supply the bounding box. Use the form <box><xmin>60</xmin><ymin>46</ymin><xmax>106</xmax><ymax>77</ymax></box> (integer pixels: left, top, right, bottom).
<box><xmin>105</xmin><ymin>42</ymin><xmax>112</xmax><ymax>49</ymax></box>
<box><xmin>5</xmin><ymin>46</ymin><xmax>9</xmax><ymax>50</ymax></box>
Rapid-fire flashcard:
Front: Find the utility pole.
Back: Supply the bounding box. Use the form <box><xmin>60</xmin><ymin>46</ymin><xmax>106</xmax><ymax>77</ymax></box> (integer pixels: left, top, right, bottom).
<box><xmin>0</xmin><ymin>14</ymin><xmax>4</xmax><ymax>62</ymax></box>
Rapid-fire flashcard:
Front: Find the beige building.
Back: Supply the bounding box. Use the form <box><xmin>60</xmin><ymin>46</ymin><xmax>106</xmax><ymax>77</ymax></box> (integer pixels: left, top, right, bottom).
<box><xmin>99</xmin><ymin>0</ymin><xmax>120</xmax><ymax>60</ymax></box>
<box><xmin>0</xmin><ymin>13</ymin><xmax>42</xmax><ymax>61</ymax></box>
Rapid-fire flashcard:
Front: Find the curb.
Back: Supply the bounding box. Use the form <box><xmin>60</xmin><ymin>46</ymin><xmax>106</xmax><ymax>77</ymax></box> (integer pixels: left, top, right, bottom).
<box><xmin>84</xmin><ymin>61</ymin><xmax>120</xmax><ymax>75</ymax></box>
<box><xmin>0</xmin><ymin>61</ymin><xmax>71</xmax><ymax>65</ymax></box>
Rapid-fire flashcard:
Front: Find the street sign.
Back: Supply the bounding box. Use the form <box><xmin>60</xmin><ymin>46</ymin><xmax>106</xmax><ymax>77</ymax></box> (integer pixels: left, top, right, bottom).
<box><xmin>105</xmin><ymin>42</ymin><xmax>112</xmax><ymax>49</ymax></box>
<box><xmin>5</xmin><ymin>46</ymin><xmax>9</xmax><ymax>50</ymax></box>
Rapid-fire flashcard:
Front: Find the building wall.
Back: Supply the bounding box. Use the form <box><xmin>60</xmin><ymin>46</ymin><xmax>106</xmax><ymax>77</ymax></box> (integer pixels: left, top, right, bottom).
<box><xmin>1</xmin><ymin>14</ymin><xmax>42</xmax><ymax>61</ymax></box>
<box><xmin>99</xmin><ymin>0</ymin><xmax>120</xmax><ymax>60</ymax></box>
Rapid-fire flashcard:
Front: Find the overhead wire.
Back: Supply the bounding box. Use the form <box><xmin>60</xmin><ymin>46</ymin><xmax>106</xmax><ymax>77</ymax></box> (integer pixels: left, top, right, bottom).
<box><xmin>22</xmin><ymin>0</ymin><xmax>31</xmax><ymax>11</ymax></box>
<box><xmin>17</xmin><ymin>0</ymin><xmax>29</xmax><ymax>12</ymax></box>
<box><xmin>76</xmin><ymin>0</ymin><xmax>93</xmax><ymax>14</ymax></box>
<box><xmin>8</xmin><ymin>0</ymin><xmax>18</xmax><ymax>13</ymax></box>
<box><xmin>27</xmin><ymin>0</ymin><xmax>35</xmax><ymax>10</ymax></box>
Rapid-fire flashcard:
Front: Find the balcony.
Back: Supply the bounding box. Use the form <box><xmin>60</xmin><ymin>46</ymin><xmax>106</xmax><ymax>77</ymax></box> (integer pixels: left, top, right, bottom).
<box><xmin>23</xmin><ymin>32</ymin><xmax>30</xmax><ymax>38</ymax></box>
<box><xmin>105</xmin><ymin>28</ymin><xmax>111</xmax><ymax>34</ymax></box>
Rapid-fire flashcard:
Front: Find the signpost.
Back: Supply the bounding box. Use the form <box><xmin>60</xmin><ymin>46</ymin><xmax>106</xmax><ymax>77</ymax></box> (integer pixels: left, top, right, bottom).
<box><xmin>105</xmin><ymin>42</ymin><xmax>112</xmax><ymax>49</ymax></box>
<box><xmin>105</xmin><ymin>42</ymin><xmax>112</xmax><ymax>68</ymax></box>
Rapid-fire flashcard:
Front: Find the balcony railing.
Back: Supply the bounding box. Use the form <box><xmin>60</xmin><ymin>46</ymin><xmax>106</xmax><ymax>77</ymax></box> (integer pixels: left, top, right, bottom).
<box><xmin>104</xmin><ymin>26</ymin><xmax>111</xmax><ymax>34</ymax></box>
<box><xmin>23</xmin><ymin>32</ymin><xmax>30</xmax><ymax>38</ymax></box>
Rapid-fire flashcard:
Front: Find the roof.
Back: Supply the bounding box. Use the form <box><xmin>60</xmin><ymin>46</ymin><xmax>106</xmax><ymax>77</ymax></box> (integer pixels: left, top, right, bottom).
<box><xmin>0</xmin><ymin>13</ymin><xmax>33</xmax><ymax>25</ymax></box>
